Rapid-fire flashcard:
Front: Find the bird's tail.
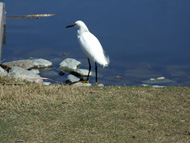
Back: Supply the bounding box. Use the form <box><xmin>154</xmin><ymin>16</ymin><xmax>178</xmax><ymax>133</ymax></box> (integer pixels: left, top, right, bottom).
<box><xmin>103</xmin><ymin>55</ymin><xmax>110</xmax><ymax>67</ymax></box>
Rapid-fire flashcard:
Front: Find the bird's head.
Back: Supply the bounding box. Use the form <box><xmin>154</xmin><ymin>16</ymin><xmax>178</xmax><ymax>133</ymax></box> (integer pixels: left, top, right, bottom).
<box><xmin>66</xmin><ymin>20</ymin><xmax>89</xmax><ymax>33</ymax></box>
<box><xmin>66</xmin><ymin>20</ymin><xmax>85</xmax><ymax>28</ymax></box>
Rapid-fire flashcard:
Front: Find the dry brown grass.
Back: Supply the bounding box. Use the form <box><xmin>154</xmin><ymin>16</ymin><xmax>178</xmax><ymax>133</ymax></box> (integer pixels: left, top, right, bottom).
<box><xmin>0</xmin><ymin>83</ymin><xmax>190</xmax><ymax>143</ymax></box>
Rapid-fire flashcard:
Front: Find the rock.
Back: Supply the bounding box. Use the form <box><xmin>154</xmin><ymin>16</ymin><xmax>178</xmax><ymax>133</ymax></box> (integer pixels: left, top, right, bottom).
<box><xmin>2</xmin><ymin>60</ymin><xmax>34</xmax><ymax>69</ymax></box>
<box><xmin>2</xmin><ymin>58</ymin><xmax>52</xmax><ymax>70</ymax></box>
<box><xmin>8</xmin><ymin>67</ymin><xmax>43</xmax><ymax>84</ymax></box>
<box><xmin>32</xmin><ymin>58</ymin><xmax>52</xmax><ymax>68</ymax></box>
<box><xmin>141</xmin><ymin>84</ymin><xmax>165</xmax><ymax>88</ymax></box>
<box><xmin>73</xmin><ymin>69</ymin><xmax>93</xmax><ymax>77</ymax></box>
<box><xmin>66</xmin><ymin>74</ymin><xmax>80</xmax><ymax>84</ymax></box>
<box><xmin>142</xmin><ymin>76</ymin><xmax>173</xmax><ymax>85</ymax></box>
<box><xmin>149</xmin><ymin>78</ymin><xmax>155</xmax><ymax>81</ymax></box>
<box><xmin>149</xmin><ymin>77</ymin><xmax>166</xmax><ymax>81</ymax></box>
<box><xmin>141</xmin><ymin>84</ymin><xmax>149</xmax><ymax>87</ymax></box>
<box><xmin>0</xmin><ymin>66</ymin><xmax>8</xmax><ymax>76</ymax></box>
<box><xmin>151</xmin><ymin>85</ymin><xmax>166</xmax><ymax>88</ymax></box>
<box><xmin>59</xmin><ymin>58</ymin><xmax>81</xmax><ymax>72</ymax></box>
<box><xmin>73</xmin><ymin>82</ymin><xmax>91</xmax><ymax>86</ymax></box>
<box><xmin>98</xmin><ymin>83</ymin><xmax>104</xmax><ymax>87</ymax></box>
<box><xmin>30</xmin><ymin>69</ymin><xmax>40</xmax><ymax>74</ymax></box>
<box><xmin>43</xmin><ymin>82</ymin><xmax>52</xmax><ymax>85</ymax></box>
<box><xmin>156</xmin><ymin>77</ymin><xmax>166</xmax><ymax>80</ymax></box>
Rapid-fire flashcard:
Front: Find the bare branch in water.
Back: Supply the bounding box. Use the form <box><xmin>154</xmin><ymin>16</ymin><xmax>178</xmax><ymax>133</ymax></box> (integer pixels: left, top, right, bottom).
<box><xmin>6</xmin><ymin>14</ymin><xmax>56</xmax><ymax>19</ymax></box>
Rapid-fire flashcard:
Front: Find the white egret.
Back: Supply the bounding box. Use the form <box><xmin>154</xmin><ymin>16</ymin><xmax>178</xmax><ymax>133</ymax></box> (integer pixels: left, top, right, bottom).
<box><xmin>66</xmin><ymin>20</ymin><xmax>109</xmax><ymax>85</ymax></box>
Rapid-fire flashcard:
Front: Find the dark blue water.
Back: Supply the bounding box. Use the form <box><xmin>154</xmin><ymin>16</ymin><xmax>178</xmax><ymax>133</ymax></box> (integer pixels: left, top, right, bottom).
<box><xmin>2</xmin><ymin>0</ymin><xmax>190</xmax><ymax>86</ymax></box>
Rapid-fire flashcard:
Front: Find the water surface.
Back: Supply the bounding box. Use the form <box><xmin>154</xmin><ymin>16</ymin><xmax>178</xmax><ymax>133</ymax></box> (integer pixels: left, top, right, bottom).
<box><xmin>2</xmin><ymin>0</ymin><xmax>190</xmax><ymax>86</ymax></box>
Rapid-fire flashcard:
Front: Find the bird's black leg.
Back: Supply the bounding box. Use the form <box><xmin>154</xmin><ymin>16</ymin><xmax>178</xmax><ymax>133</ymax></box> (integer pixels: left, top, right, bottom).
<box><xmin>86</xmin><ymin>58</ymin><xmax>91</xmax><ymax>83</ymax></box>
<box><xmin>95</xmin><ymin>62</ymin><xmax>98</xmax><ymax>85</ymax></box>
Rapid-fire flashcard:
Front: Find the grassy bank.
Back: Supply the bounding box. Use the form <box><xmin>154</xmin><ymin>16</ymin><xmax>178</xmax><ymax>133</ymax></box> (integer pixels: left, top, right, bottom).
<box><xmin>0</xmin><ymin>84</ymin><xmax>190</xmax><ymax>143</ymax></box>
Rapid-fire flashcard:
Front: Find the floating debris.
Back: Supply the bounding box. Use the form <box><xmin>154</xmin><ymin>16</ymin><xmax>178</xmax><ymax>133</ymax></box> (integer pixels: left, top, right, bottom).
<box><xmin>6</xmin><ymin>14</ymin><xmax>56</xmax><ymax>19</ymax></box>
<box><xmin>116</xmin><ymin>75</ymin><xmax>122</xmax><ymax>79</ymax></box>
<box><xmin>62</xmin><ymin>53</ymin><xmax>67</xmax><ymax>56</ymax></box>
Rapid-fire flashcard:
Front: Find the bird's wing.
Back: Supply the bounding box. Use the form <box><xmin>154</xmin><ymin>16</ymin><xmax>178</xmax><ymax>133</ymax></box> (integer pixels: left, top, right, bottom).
<box><xmin>79</xmin><ymin>32</ymin><xmax>109</xmax><ymax>66</ymax></box>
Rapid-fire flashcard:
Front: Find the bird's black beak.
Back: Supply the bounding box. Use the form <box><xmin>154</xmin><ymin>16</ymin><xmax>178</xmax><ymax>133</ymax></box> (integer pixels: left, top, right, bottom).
<box><xmin>66</xmin><ymin>24</ymin><xmax>75</xmax><ymax>28</ymax></box>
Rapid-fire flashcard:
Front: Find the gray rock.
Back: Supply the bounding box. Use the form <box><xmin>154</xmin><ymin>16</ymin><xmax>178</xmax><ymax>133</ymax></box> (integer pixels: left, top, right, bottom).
<box><xmin>2</xmin><ymin>58</ymin><xmax>52</xmax><ymax>70</ymax></box>
<box><xmin>32</xmin><ymin>58</ymin><xmax>52</xmax><ymax>68</ymax></box>
<box><xmin>141</xmin><ymin>84</ymin><xmax>165</xmax><ymax>88</ymax></box>
<box><xmin>141</xmin><ymin>84</ymin><xmax>149</xmax><ymax>87</ymax></box>
<box><xmin>73</xmin><ymin>82</ymin><xmax>91</xmax><ymax>86</ymax></box>
<box><xmin>43</xmin><ymin>82</ymin><xmax>52</xmax><ymax>85</ymax></box>
<box><xmin>151</xmin><ymin>85</ymin><xmax>166</xmax><ymax>88</ymax></box>
<box><xmin>0</xmin><ymin>66</ymin><xmax>8</xmax><ymax>76</ymax></box>
<box><xmin>74</xmin><ymin>69</ymin><xmax>93</xmax><ymax>77</ymax></box>
<box><xmin>142</xmin><ymin>77</ymin><xmax>174</xmax><ymax>85</ymax></box>
<box><xmin>30</xmin><ymin>69</ymin><xmax>40</xmax><ymax>74</ymax></box>
<box><xmin>59</xmin><ymin>58</ymin><xmax>81</xmax><ymax>72</ymax></box>
<box><xmin>98</xmin><ymin>83</ymin><xmax>104</xmax><ymax>87</ymax></box>
<box><xmin>8</xmin><ymin>66</ymin><xmax>43</xmax><ymax>84</ymax></box>
<box><xmin>3</xmin><ymin>60</ymin><xmax>34</xmax><ymax>69</ymax></box>
<box><xmin>66</xmin><ymin>74</ymin><xmax>80</xmax><ymax>84</ymax></box>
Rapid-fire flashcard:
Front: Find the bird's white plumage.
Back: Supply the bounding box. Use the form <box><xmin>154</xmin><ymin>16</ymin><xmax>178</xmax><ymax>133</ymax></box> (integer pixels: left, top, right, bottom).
<box><xmin>75</xmin><ymin>21</ymin><xmax>109</xmax><ymax>67</ymax></box>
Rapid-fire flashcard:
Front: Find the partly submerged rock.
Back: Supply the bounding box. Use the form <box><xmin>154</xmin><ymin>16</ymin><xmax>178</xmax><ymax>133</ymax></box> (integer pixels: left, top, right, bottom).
<box><xmin>72</xmin><ymin>82</ymin><xmax>91</xmax><ymax>86</ymax></box>
<box><xmin>0</xmin><ymin>66</ymin><xmax>8</xmax><ymax>76</ymax></box>
<box><xmin>2</xmin><ymin>58</ymin><xmax>52</xmax><ymax>70</ymax></box>
<box><xmin>43</xmin><ymin>82</ymin><xmax>52</xmax><ymax>85</ymax></box>
<box><xmin>66</xmin><ymin>74</ymin><xmax>80</xmax><ymax>84</ymax></box>
<box><xmin>8</xmin><ymin>66</ymin><xmax>43</xmax><ymax>84</ymax></box>
<box><xmin>59</xmin><ymin>58</ymin><xmax>81</xmax><ymax>72</ymax></box>
<box><xmin>30</xmin><ymin>69</ymin><xmax>40</xmax><ymax>74</ymax></box>
<box><xmin>73</xmin><ymin>69</ymin><xmax>93</xmax><ymax>77</ymax></box>
<box><xmin>98</xmin><ymin>83</ymin><xmax>104</xmax><ymax>87</ymax></box>
<box><xmin>151</xmin><ymin>85</ymin><xmax>166</xmax><ymax>88</ymax></box>
<box><xmin>32</xmin><ymin>58</ymin><xmax>52</xmax><ymax>68</ymax></box>
<box><xmin>142</xmin><ymin>77</ymin><xmax>174</xmax><ymax>85</ymax></box>
<box><xmin>3</xmin><ymin>60</ymin><xmax>33</xmax><ymax>69</ymax></box>
<box><xmin>141</xmin><ymin>84</ymin><xmax>166</xmax><ymax>88</ymax></box>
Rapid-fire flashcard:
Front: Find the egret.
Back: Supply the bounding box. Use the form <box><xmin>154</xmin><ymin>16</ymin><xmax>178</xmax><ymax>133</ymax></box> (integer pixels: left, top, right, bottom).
<box><xmin>66</xmin><ymin>20</ymin><xmax>109</xmax><ymax>85</ymax></box>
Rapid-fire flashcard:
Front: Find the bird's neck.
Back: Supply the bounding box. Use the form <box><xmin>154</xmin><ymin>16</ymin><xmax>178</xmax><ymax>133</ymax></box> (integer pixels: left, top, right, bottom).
<box><xmin>77</xmin><ymin>25</ymin><xmax>89</xmax><ymax>35</ymax></box>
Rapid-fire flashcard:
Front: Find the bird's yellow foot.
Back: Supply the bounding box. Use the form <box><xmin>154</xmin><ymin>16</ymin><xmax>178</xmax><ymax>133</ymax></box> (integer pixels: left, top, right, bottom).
<box><xmin>80</xmin><ymin>80</ymin><xmax>89</xmax><ymax>83</ymax></box>
<box><xmin>95</xmin><ymin>82</ymin><xmax>98</xmax><ymax>86</ymax></box>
